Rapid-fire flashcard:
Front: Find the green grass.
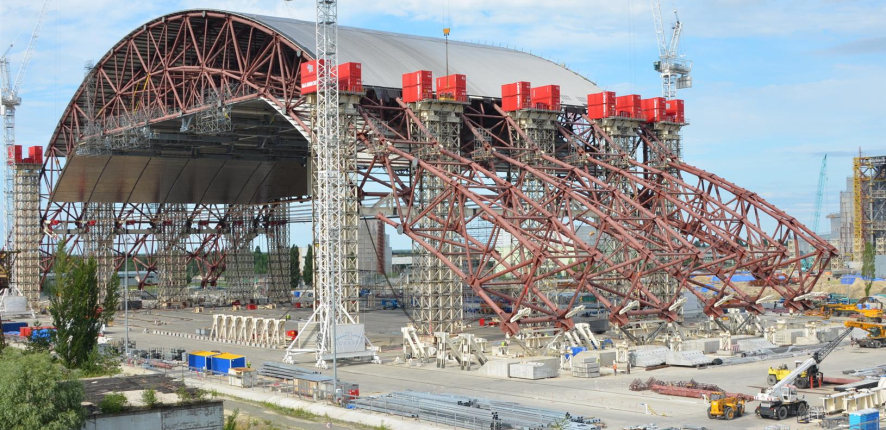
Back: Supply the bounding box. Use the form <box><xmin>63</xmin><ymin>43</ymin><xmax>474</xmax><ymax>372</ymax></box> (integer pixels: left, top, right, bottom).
<box><xmin>260</xmin><ymin>401</ymin><xmax>319</xmax><ymax>420</ymax></box>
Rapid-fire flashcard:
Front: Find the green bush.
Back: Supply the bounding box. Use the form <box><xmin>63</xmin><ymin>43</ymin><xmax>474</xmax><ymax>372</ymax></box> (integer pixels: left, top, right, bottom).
<box><xmin>141</xmin><ymin>388</ymin><xmax>158</xmax><ymax>408</ymax></box>
<box><xmin>0</xmin><ymin>349</ymin><xmax>86</xmax><ymax>430</ymax></box>
<box><xmin>98</xmin><ymin>392</ymin><xmax>127</xmax><ymax>413</ymax></box>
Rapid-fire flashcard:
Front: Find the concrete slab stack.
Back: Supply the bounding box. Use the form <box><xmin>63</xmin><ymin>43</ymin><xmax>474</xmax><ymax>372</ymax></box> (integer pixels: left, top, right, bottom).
<box><xmin>682</xmin><ymin>338</ymin><xmax>719</xmax><ymax>354</ymax></box>
<box><xmin>510</xmin><ymin>363</ymin><xmax>557</xmax><ymax>380</ymax></box>
<box><xmin>574</xmin><ymin>350</ymin><xmax>616</xmax><ymax>367</ymax></box>
<box><xmin>629</xmin><ymin>347</ymin><xmax>668</xmax><ymax>367</ymax></box>
<box><xmin>665</xmin><ymin>350</ymin><xmax>713</xmax><ymax>367</ymax></box>
<box><xmin>735</xmin><ymin>337</ymin><xmax>777</xmax><ymax>351</ymax></box>
<box><xmin>774</xmin><ymin>329</ymin><xmax>805</xmax><ymax>346</ymax></box>
<box><xmin>572</xmin><ymin>357</ymin><xmax>601</xmax><ymax>378</ymax></box>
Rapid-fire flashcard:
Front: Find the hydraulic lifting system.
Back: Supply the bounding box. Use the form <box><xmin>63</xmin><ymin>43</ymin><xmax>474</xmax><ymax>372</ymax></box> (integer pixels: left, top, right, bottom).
<box><xmin>845</xmin><ymin>320</ymin><xmax>886</xmax><ymax>348</ymax></box>
<box><xmin>755</xmin><ymin>326</ymin><xmax>853</xmax><ymax>420</ymax></box>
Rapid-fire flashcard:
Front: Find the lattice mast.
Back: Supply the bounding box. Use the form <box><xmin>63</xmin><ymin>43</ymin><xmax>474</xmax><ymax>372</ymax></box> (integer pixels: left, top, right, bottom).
<box><xmin>312</xmin><ymin>0</ymin><xmax>346</xmax><ymax>359</ymax></box>
<box><xmin>1</xmin><ymin>0</ymin><xmax>49</xmax><ymax>251</ymax></box>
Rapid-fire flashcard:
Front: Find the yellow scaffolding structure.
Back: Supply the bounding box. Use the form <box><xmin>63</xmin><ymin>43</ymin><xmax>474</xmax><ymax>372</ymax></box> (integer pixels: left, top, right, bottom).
<box><xmin>854</xmin><ymin>156</ymin><xmax>863</xmax><ymax>261</ymax></box>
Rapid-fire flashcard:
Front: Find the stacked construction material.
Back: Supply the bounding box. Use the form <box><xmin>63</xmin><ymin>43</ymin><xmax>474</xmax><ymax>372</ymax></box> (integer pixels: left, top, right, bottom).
<box><xmin>338</xmin><ymin>62</ymin><xmax>362</xmax><ymax>92</ymax></box>
<box><xmin>615</xmin><ymin>94</ymin><xmax>642</xmax><ymax>118</ymax></box>
<box><xmin>402</xmin><ymin>70</ymin><xmax>433</xmax><ymax>103</ymax></box>
<box><xmin>510</xmin><ymin>362</ymin><xmax>557</xmax><ymax>380</ymax></box>
<box><xmin>501</xmin><ymin>81</ymin><xmax>531</xmax><ymax>112</ymax></box>
<box><xmin>259</xmin><ymin>361</ymin><xmax>319</xmax><ymax>379</ymax></box>
<box><xmin>848</xmin><ymin>408</ymin><xmax>880</xmax><ymax>430</ymax></box>
<box><xmin>665</xmin><ymin>99</ymin><xmax>685</xmax><ymax>123</ymax></box>
<box><xmin>572</xmin><ymin>356</ymin><xmax>601</xmax><ymax>378</ymax></box>
<box><xmin>530</xmin><ymin>85</ymin><xmax>560</xmax><ymax>110</ymax></box>
<box><xmin>352</xmin><ymin>391</ymin><xmax>601</xmax><ymax>430</ymax></box>
<box><xmin>640</xmin><ymin>97</ymin><xmax>666</xmax><ymax>122</ymax></box>
<box><xmin>436</xmin><ymin>74</ymin><xmax>467</xmax><ymax>102</ymax></box>
<box><xmin>587</xmin><ymin>91</ymin><xmax>615</xmax><ymax>119</ymax></box>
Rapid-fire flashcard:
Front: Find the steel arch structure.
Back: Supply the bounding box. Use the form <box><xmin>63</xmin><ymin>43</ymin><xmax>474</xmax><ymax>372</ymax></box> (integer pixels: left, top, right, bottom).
<box><xmin>36</xmin><ymin>10</ymin><xmax>835</xmax><ymax>338</ymax></box>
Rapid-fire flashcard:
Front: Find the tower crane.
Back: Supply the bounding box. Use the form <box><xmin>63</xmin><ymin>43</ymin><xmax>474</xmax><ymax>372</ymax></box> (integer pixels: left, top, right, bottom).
<box><xmin>650</xmin><ymin>0</ymin><xmax>692</xmax><ymax>99</ymax></box>
<box><xmin>1</xmin><ymin>0</ymin><xmax>51</xmax><ymax>249</ymax></box>
<box><xmin>811</xmin><ymin>154</ymin><xmax>828</xmax><ymax>234</ymax></box>
<box><xmin>801</xmin><ymin>154</ymin><xmax>827</xmax><ymax>272</ymax></box>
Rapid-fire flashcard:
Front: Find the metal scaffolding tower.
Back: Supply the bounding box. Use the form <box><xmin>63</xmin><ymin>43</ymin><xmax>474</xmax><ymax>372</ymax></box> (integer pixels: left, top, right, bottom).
<box><xmin>157</xmin><ymin>204</ymin><xmax>188</xmax><ymax>304</ymax></box>
<box><xmin>266</xmin><ymin>203</ymin><xmax>292</xmax><ymax>303</ymax></box>
<box><xmin>341</xmin><ymin>93</ymin><xmax>361</xmax><ymax>319</ymax></box>
<box><xmin>285</xmin><ymin>0</ymin><xmax>375</xmax><ymax>368</ymax></box>
<box><xmin>224</xmin><ymin>205</ymin><xmax>256</xmax><ymax>303</ymax></box>
<box><xmin>410</xmin><ymin>100</ymin><xmax>465</xmax><ymax>335</ymax></box>
<box><xmin>853</xmin><ymin>155</ymin><xmax>886</xmax><ymax>262</ymax></box>
<box><xmin>12</xmin><ymin>159</ymin><xmax>40</xmax><ymax>305</ymax></box>
<box><xmin>82</xmin><ymin>202</ymin><xmax>116</xmax><ymax>300</ymax></box>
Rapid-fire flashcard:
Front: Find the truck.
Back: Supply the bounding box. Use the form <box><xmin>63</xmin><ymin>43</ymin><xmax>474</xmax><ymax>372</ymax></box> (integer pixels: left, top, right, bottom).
<box><xmin>755</xmin><ymin>326</ymin><xmax>853</xmax><ymax>420</ymax></box>
<box><xmin>844</xmin><ymin>320</ymin><xmax>886</xmax><ymax>348</ymax></box>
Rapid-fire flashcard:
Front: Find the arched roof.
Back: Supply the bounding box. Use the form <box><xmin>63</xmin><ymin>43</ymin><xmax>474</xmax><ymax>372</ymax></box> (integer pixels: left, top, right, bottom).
<box><xmin>237</xmin><ymin>11</ymin><xmax>601</xmax><ymax>104</ymax></box>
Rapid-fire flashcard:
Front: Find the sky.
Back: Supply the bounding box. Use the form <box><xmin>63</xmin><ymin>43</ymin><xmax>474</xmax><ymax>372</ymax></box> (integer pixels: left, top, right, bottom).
<box><xmin>1</xmin><ymin>0</ymin><xmax>885</xmax><ymax>250</ymax></box>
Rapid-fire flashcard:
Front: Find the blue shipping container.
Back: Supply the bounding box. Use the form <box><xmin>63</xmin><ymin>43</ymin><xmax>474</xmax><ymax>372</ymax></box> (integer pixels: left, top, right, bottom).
<box><xmin>210</xmin><ymin>353</ymin><xmax>246</xmax><ymax>375</ymax></box>
<box><xmin>849</xmin><ymin>408</ymin><xmax>879</xmax><ymax>430</ymax></box>
<box><xmin>187</xmin><ymin>351</ymin><xmax>218</xmax><ymax>371</ymax></box>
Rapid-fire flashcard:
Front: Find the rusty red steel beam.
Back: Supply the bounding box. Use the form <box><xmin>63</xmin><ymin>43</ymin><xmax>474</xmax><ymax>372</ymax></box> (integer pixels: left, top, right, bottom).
<box><xmin>556</xmin><ymin>115</ymin><xmax>833</xmax><ymax>312</ymax></box>
<box><xmin>38</xmin><ymin>12</ymin><xmax>312</xmax><ymax>286</ymax></box>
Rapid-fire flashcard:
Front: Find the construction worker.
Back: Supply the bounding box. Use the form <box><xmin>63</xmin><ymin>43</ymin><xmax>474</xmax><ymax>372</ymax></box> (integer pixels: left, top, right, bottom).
<box><xmin>612</xmin><ymin>362</ymin><xmax>617</xmax><ymax>374</ymax></box>
<box><xmin>246</xmin><ymin>361</ymin><xmax>251</xmax><ymax>368</ymax></box>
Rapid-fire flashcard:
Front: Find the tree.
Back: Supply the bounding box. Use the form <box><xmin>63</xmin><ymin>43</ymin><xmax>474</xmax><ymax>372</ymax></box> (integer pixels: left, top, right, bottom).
<box><xmin>303</xmin><ymin>244</ymin><xmax>314</xmax><ymax>286</ymax></box>
<box><xmin>862</xmin><ymin>241</ymin><xmax>876</xmax><ymax>297</ymax></box>
<box><xmin>290</xmin><ymin>245</ymin><xmax>302</xmax><ymax>289</ymax></box>
<box><xmin>0</xmin><ymin>349</ymin><xmax>86</xmax><ymax>430</ymax></box>
<box><xmin>50</xmin><ymin>242</ymin><xmax>120</xmax><ymax>370</ymax></box>
<box><xmin>253</xmin><ymin>245</ymin><xmax>269</xmax><ymax>274</ymax></box>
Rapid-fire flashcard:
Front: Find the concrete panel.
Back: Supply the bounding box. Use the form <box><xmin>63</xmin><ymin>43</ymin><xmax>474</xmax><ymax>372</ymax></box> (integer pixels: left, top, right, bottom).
<box><xmin>83</xmin><ymin>402</ymin><xmax>223</xmax><ymax>430</ymax></box>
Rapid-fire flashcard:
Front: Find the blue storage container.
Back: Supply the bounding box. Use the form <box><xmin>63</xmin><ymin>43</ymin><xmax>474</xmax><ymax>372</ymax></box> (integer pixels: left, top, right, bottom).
<box><xmin>1</xmin><ymin>321</ymin><xmax>28</xmax><ymax>333</ymax></box>
<box><xmin>210</xmin><ymin>353</ymin><xmax>246</xmax><ymax>375</ymax></box>
<box><xmin>187</xmin><ymin>351</ymin><xmax>218</xmax><ymax>371</ymax></box>
<box><xmin>849</xmin><ymin>408</ymin><xmax>879</xmax><ymax>430</ymax></box>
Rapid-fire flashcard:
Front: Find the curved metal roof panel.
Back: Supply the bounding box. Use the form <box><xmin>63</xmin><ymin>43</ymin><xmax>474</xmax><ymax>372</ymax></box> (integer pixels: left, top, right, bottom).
<box><xmin>239</xmin><ymin>12</ymin><xmax>601</xmax><ymax>105</ymax></box>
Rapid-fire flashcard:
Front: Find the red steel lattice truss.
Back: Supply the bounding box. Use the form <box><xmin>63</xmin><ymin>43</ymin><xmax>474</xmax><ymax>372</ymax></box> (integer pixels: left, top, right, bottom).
<box><xmin>37</xmin><ymin>11</ymin><xmax>835</xmax><ymax>335</ymax></box>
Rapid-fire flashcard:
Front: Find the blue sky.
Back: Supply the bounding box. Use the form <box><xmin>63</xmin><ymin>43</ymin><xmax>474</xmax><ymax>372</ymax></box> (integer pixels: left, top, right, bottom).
<box><xmin>1</xmin><ymin>0</ymin><xmax>884</xmax><ymax>249</ymax></box>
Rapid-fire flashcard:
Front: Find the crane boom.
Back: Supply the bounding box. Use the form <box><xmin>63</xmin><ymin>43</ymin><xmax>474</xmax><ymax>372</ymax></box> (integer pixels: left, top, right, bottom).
<box><xmin>761</xmin><ymin>327</ymin><xmax>852</xmax><ymax>395</ymax></box>
<box><xmin>650</xmin><ymin>0</ymin><xmax>668</xmax><ymax>57</ymax></box>
<box><xmin>811</xmin><ymin>154</ymin><xmax>827</xmax><ymax>233</ymax></box>
<box><xmin>12</xmin><ymin>0</ymin><xmax>51</xmax><ymax>95</ymax></box>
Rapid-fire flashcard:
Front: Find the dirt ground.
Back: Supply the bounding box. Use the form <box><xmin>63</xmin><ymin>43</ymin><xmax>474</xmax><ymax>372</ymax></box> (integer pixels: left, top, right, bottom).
<box><xmin>693</xmin><ymin>275</ymin><xmax>886</xmax><ymax>299</ymax></box>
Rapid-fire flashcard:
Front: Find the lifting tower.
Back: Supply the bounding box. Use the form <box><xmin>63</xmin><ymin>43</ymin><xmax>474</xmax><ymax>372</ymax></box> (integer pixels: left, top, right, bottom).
<box><xmin>409</xmin><ymin>97</ymin><xmax>466</xmax><ymax>335</ymax></box>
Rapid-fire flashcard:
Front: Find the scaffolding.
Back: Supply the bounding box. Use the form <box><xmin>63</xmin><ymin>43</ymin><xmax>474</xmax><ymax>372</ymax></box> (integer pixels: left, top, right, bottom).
<box><xmin>853</xmin><ymin>155</ymin><xmax>886</xmax><ymax>261</ymax></box>
<box><xmin>225</xmin><ymin>205</ymin><xmax>256</xmax><ymax>302</ymax></box>
<box><xmin>156</xmin><ymin>204</ymin><xmax>188</xmax><ymax>303</ymax></box>
<box><xmin>410</xmin><ymin>100</ymin><xmax>465</xmax><ymax>335</ymax></box>
<box><xmin>11</xmin><ymin>159</ymin><xmax>40</xmax><ymax>305</ymax></box>
<box><xmin>341</xmin><ymin>94</ymin><xmax>361</xmax><ymax>319</ymax></box>
<box><xmin>82</xmin><ymin>202</ymin><xmax>116</xmax><ymax>300</ymax></box>
<box><xmin>509</xmin><ymin>109</ymin><xmax>560</xmax><ymax>312</ymax></box>
<box><xmin>266</xmin><ymin>203</ymin><xmax>291</xmax><ymax>303</ymax></box>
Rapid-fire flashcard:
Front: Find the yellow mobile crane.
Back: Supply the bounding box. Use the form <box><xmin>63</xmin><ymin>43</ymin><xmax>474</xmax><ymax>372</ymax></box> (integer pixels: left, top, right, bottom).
<box><xmin>845</xmin><ymin>320</ymin><xmax>886</xmax><ymax>348</ymax></box>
